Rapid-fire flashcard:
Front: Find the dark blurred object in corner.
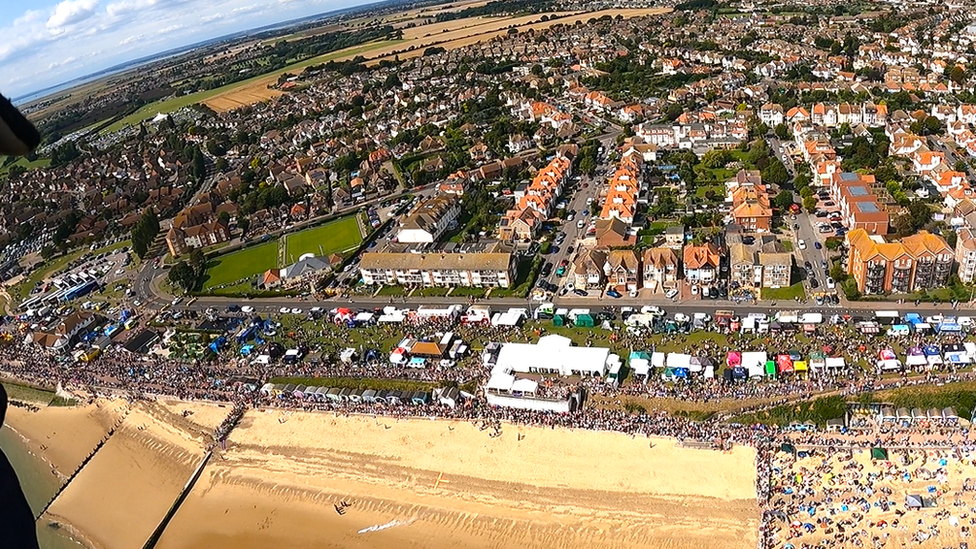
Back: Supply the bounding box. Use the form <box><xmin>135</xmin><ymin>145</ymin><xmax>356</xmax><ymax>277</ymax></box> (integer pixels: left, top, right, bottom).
<box><xmin>0</xmin><ymin>94</ymin><xmax>40</xmax><ymax>157</ymax></box>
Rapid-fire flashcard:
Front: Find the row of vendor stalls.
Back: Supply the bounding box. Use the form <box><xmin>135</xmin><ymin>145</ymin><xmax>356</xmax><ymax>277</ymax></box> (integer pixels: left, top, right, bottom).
<box><xmin>627</xmin><ymin>350</ymin><xmax>846</xmax><ymax>381</ymax></box>
<box><xmin>877</xmin><ymin>343</ymin><xmax>976</xmax><ymax>371</ymax></box>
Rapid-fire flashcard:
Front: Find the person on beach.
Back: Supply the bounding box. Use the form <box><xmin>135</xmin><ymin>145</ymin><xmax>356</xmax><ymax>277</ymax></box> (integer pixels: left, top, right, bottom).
<box><xmin>0</xmin><ymin>384</ymin><xmax>41</xmax><ymax>549</ymax></box>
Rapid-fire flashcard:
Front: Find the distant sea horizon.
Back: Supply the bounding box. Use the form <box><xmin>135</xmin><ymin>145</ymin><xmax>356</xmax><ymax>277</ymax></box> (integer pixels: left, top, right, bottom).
<box><xmin>13</xmin><ymin>0</ymin><xmax>404</xmax><ymax>106</ymax></box>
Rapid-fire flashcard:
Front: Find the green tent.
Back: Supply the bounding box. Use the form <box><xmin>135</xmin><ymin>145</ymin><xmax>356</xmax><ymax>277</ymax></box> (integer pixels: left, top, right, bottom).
<box><xmin>780</xmin><ymin>443</ymin><xmax>796</xmax><ymax>454</ymax></box>
<box><xmin>871</xmin><ymin>447</ymin><xmax>888</xmax><ymax>460</ymax></box>
<box><xmin>575</xmin><ymin>313</ymin><xmax>595</xmax><ymax>327</ymax></box>
<box><xmin>765</xmin><ymin>360</ymin><xmax>776</xmax><ymax>377</ymax></box>
<box><xmin>553</xmin><ymin>315</ymin><xmax>566</xmax><ymax>327</ymax></box>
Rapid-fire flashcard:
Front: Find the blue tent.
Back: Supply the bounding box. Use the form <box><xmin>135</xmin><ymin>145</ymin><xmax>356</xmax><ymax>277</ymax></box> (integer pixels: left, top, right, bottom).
<box><xmin>732</xmin><ymin>366</ymin><xmax>747</xmax><ymax>379</ymax></box>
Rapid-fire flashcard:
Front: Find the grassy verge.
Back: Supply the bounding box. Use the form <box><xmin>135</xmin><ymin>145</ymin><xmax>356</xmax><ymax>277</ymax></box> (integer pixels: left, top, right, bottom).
<box><xmin>731</xmin><ymin>395</ymin><xmax>847</xmax><ymax>427</ymax></box>
<box><xmin>1</xmin><ymin>381</ymin><xmax>55</xmax><ymax>405</ymax></box>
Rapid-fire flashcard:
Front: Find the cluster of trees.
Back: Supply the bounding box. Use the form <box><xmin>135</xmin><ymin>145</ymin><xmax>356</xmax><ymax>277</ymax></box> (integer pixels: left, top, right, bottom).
<box><xmin>840</xmin><ymin>132</ymin><xmax>890</xmax><ymax>171</ymax></box>
<box><xmin>575</xmin><ymin>140</ymin><xmax>600</xmax><ymax>177</ymax></box>
<box><xmin>50</xmin><ymin>141</ymin><xmax>81</xmax><ymax>167</ymax></box>
<box><xmin>131</xmin><ymin>208</ymin><xmax>160</xmax><ymax>259</ymax></box>
<box><xmin>168</xmin><ymin>249</ymin><xmax>207</xmax><ymax>293</ymax></box>
<box><xmin>459</xmin><ymin>186</ymin><xmax>501</xmax><ymax>241</ymax></box>
<box><xmin>51</xmin><ymin>209</ymin><xmax>82</xmax><ymax>251</ymax></box>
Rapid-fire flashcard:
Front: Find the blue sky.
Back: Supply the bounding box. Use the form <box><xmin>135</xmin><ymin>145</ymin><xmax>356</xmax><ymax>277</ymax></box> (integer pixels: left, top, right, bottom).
<box><xmin>0</xmin><ymin>0</ymin><xmax>367</xmax><ymax>98</ymax></box>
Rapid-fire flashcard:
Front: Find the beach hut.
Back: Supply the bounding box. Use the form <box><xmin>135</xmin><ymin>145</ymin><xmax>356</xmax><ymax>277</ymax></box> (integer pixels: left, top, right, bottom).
<box><xmin>911</xmin><ymin>408</ymin><xmax>927</xmax><ymax>422</ymax></box>
<box><xmin>411</xmin><ymin>391</ymin><xmax>429</xmax><ymax>405</ymax></box>
<box><xmin>336</xmin><ymin>388</ymin><xmax>350</xmax><ymax>402</ymax></box>
<box><xmin>326</xmin><ymin>388</ymin><xmax>342</xmax><ymax>402</ymax></box>
<box><xmin>943</xmin><ymin>407</ymin><xmax>958</xmax><ymax>421</ymax></box>
<box><xmin>348</xmin><ymin>389</ymin><xmax>364</xmax><ymax>403</ymax></box>
<box><xmin>927</xmin><ymin>408</ymin><xmax>941</xmax><ymax>421</ymax></box>
<box><xmin>260</xmin><ymin>383</ymin><xmax>275</xmax><ymax>396</ymax></box>
<box><xmin>292</xmin><ymin>385</ymin><xmax>306</xmax><ymax>398</ymax></box>
<box><xmin>314</xmin><ymin>387</ymin><xmax>330</xmax><ymax>402</ymax></box>
<box><xmin>302</xmin><ymin>386</ymin><xmax>318</xmax><ymax>399</ymax></box>
<box><xmin>896</xmin><ymin>408</ymin><xmax>911</xmax><ymax>424</ymax></box>
<box><xmin>374</xmin><ymin>390</ymin><xmax>390</xmax><ymax>404</ymax></box>
<box><xmin>361</xmin><ymin>389</ymin><xmax>377</xmax><ymax>403</ymax></box>
<box><xmin>387</xmin><ymin>391</ymin><xmax>403</xmax><ymax>405</ymax></box>
<box><xmin>881</xmin><ymin>407</ymin><xmax>896</xmax><ymax>423</ymax></box>
<box><xmin>871</xmin><ymin>447</ymin><xmax>889</xmax><ymax>460</ymax></box>
<box><xmin>435</xmin><ymin>387</ymin><xmax>460</xmax><ymax>408</ymax></box>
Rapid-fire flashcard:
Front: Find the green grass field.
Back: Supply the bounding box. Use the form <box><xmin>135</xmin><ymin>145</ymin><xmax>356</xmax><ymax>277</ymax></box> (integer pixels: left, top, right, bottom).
<box><xmin>102</xmin><ymin>40</ymin><xmax>402</xmax><ymax>134</ymax></box>
<box><xmin>761</xmin><ymin>282</ymin><xmax>805</xmax><ymax>301</ymax></box>
<box><xmin>283</xmin><ymin>216</ymin><xmax>362</xmax><ymax>264</ymax></box>
<box><xmin>201</xmin><ymin>242</ymin><xmax>278</xmax><ymax>290</ymax></box>
<box><xmin>0</xmin><ymin>157</ymin><xmax>50</xmax><ymax>179</ymax></box>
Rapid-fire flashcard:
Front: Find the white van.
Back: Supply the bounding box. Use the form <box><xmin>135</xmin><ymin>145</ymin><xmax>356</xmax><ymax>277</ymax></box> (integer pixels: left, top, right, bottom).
<box><xmin>577</xmin><ymin>219</ymin><xmax>585</xmax><ymax>229</ymax></box>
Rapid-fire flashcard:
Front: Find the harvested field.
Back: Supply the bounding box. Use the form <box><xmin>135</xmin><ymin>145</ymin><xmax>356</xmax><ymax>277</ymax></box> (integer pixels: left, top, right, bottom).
<box><xmin>206</xmin><ymin>87</ymin><xmax>282</xmax><ymax>113</ymax></box>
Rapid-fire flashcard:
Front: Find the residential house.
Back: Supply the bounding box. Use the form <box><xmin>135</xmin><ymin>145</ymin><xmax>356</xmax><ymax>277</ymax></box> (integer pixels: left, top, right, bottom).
<box><xmin>397</xmin><ymin>195</ymin><xmax>461</xmax><ymax>244</ymax></box>
<box><xmin>642</xmin><ymin>247</ymin><xmax>679</xmax><ymax>292</ymax></box>
<box><xmin>683</xmin><ymin>243</ymin><xmax>722</xmax><ymax>283</ymax></box>
<box><xmin>604</xmin><ymin>250</ymin><xmax>640</xmax><ymax>292</ymax></box>
<box><xmin>664</xmin><ymin>225</ymin><xmax>685</xmax><ymax>249</ymax></box>
<box><xmin>759</xmin><ymin>253</ymin><xmax>792</xmax><ymax>288</ymax></box>
<box><xmin>573</xmin><ymin>248</ymin><xmax>609</xmax><ymax>290</ymax></box>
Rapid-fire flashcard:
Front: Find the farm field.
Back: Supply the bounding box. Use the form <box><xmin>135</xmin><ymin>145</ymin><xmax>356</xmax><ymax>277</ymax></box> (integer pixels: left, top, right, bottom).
<box><xmin>201</xmin><ymin>40</ymin><xmax>402</xmax><ymax>113</ymax></box>
<box><xmin>283</xmin><ymin>216</ymin><xmax>362</xmax><ymax>264</ymax></box>
<box><xmin>201</xmin><ymin>242</ymin><xmax>277</xmax><ymax>291</ymax></box>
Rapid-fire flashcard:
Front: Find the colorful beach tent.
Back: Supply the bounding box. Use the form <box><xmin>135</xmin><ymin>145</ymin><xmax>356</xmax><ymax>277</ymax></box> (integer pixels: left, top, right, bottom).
<box><xmin>764</xmin><ymin>360</ymin><xmax>776</xmax><ymax>377</ymax></box>
<box><xmin>793</xmin><ymin>360</ymin><xmax>807</xmax><ymax>373</ymax></box>
<box><xmin>780</xmin><ymin>443</ymin><xmax>796</xmax><ymax>454</ymax></box>
<box><xmin>871</xmin><ymin>447</ymin><xmax>889</xmax><ymax>460</ymax></box>
<box><xmin>776</xmin><ymin>354</ymin><xmax>794</xmax><ymax>374</ymax></box>
<box><xmin>906</xmin><ymin>346</ymin><xmax>926</xmax><ymax>367</ymax></box>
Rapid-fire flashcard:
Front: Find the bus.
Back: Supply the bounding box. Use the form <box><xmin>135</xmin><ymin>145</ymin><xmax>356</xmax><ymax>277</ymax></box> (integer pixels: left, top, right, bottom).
<box><xmin>875</xmin><ymin>311</ymin><xmax>900</xmax><ymax>325</ymax></box>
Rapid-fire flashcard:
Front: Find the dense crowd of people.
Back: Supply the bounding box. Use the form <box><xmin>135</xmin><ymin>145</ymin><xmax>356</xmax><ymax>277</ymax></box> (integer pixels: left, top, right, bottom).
<box><xmin>5</xmin><ymin>311</ymin><xmax>976</xmax><ymax>549</ymax></box>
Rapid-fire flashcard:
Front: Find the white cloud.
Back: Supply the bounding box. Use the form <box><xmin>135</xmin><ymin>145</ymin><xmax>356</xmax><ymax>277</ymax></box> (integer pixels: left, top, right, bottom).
<box><xmin>0</xmin><ymin>0</ymin><xmax>364</xmax><ymax>98</ymax></box>
<box><xmin>48</xmin><ymin>56</ymin><xmax>77</xmax><ymax>69</ymax></box>
<box><xmin>47</xmin><ymin>0</ymin><xmax>99</xmax><ymax>30</ymax></box>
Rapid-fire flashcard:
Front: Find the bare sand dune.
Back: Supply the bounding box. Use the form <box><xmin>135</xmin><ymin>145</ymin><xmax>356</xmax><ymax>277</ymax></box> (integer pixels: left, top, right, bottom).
<box><xmin>5</xmin><ymin>398</ymin><xmax>128</xmax><ymax>474</ymax></box>
<box><xmin>155</xmin><ymin>411</ymin><xmax>758</xmax><ymax>549</ymax></box>
<box><xmin>44</xmin><ymin>403</ymin><xmax>207</xmax><ymax>549</ymax></box>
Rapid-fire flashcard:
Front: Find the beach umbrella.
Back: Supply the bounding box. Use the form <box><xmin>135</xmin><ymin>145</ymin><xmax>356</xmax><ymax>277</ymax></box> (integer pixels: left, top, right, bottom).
<box><xmin>803</xmin><ymin>523</ymin><xmax>815</xmax><ymax>532</ymax></box>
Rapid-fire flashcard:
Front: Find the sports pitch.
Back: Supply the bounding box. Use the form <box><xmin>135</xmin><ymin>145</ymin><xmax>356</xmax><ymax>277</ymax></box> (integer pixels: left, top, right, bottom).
<box><xmin>283</xmin><ymin>215</ymin><xmax>362</xmax><ymax>264</ymax></box>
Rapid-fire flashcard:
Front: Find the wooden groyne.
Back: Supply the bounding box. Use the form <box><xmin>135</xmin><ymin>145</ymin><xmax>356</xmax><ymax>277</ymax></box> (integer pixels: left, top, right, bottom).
<box><xmin>141</xmin><ymin>450</ymin><xmax>212</xmax><ymax>549</ymax></box>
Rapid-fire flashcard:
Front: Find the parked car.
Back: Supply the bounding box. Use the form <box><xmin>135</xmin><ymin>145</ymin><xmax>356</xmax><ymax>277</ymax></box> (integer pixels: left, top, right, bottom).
<box><xmin>606</xmin><ymin>289</ymin><xmax>622</xmax><ymax>298</ymax></box>
<box><xmin>665</xmin><ymin>288</ymin><xmax>679</xmax><ymax>299</ymax></box>
<box><xmin>814</xmin><ymin>241</ymin><xmax>822</xmax><ymax>250</ymax></box>
<box><xmin>797</xmin><ymin>240</ymin><xmax>806</xmax><ymax>250</ymax></box>
<box><xmin>573</xmin><ymin>288</ymin><xmax>588</xmax><ymax>297</ymax></box>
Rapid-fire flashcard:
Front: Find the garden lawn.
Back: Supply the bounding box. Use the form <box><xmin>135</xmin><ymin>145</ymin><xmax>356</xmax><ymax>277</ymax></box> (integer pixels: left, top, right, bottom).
<box><xmin>761</xmin><ymin>283</ymin><xmax>805</xmax><ymax>301</ymax></box>
<box><xmin>202</xmin><ymin>242</ymin><xmax>278</xmax><ymax>290</ymax></box>
<box><xmin>283</xmin><ymin>215</ymin><xmax>362</xmax><ymax>264</ymax></box>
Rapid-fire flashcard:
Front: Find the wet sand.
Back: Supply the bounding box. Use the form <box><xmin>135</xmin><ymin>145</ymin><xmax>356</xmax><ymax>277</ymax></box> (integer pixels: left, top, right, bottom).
<box><xmin>155</xmin><ymin>410</ymin><xmax>759</xmax><ymax>549</ymax></box>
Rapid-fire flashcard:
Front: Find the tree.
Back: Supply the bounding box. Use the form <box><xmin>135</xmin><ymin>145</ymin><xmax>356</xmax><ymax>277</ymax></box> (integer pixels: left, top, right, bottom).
<box><xmin>191</xmin><ymin>146</ymin><xmax>206</xmax><ymax>180</ymax></box>
<box><xmin>700</xmin><ymin>149</ymin><xmax>731</xmax><ymax>169</ymax></box>
<box><xmin>217</xmin><ymin>211</ymin><xmax>231</xmax><ymax>226</ymax></box>
<box><xmin>761</xmin><ymin>157</ymin><xmax>789</xmax><ymax>186</ymax></box>
<box><xmin>238</xmin><ymin>217</ymin><xmax>250</xmax><ymax>236</ymax></box>
<box><xmin>955</xmin><ymin>159</ymin><xmax>969</xmax><ymax>173</ymax></box>
<box><xmin>168</xmin><ymin>261</ymin><xmax>197</xmax><ymax>292</ymax></box>
<box><xmin>803</xmin><ymin>195</ymin><xmax>818</xmax><ymax>212</ymax></box>
<box><xmin>774</xmin><ymin>123</ymin><xmax>790</xmax><ymax>140</ymax></box>
<box><xmin>773</xmin><ymin>190</ymin><xmax>795</xmax><ymax>210</ymax></box>
<box><xmin>949</xmin><ymin>65</ymin><xmax>967</xmax><ymax>85</ymax></box>
<box><xmin>131</xmin><ymin>208</ymin><xmax>160</xmax><ymax>259</ymax></box>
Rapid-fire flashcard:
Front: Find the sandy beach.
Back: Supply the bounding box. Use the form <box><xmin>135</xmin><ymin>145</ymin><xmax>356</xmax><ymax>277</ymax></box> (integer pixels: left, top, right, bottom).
<box><xmin>40</xmin><ymin>400</ymin><xmax>215</xmax><ymax>549</ymax></box>
<box><xmin>5</xmin><ymin>398</ymin><xmax>128</xmax><ymax>475</ymax></box>
<box><xmin>155</xmin><ymin>410</ymin><xmax>759</xmax><ymax>549</ymax></box>
<box><xmin>770</xmin><ymin>446</ymin><xmax>976</xmax><ymax>548</ymax></box>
